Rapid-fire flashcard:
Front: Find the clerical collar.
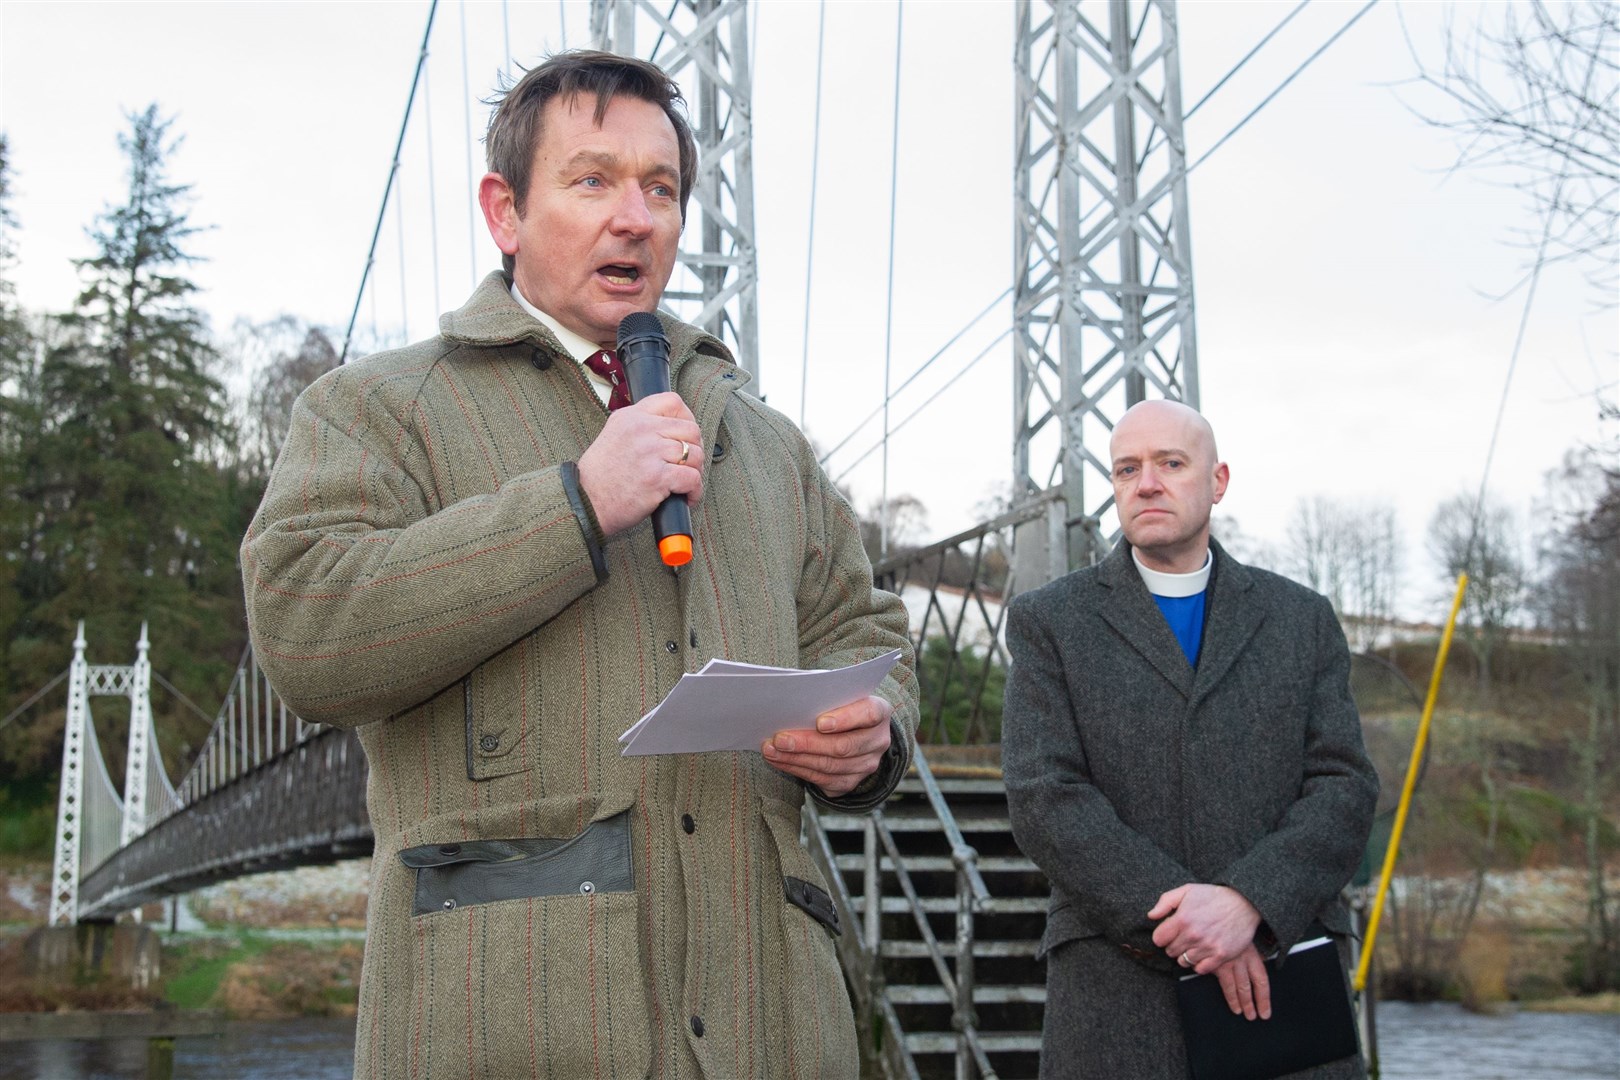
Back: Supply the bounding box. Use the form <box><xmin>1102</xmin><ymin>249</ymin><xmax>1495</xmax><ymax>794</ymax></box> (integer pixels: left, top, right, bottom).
<box><xmin>1132</xmin><ymin>548</ymin><xmax>1212</xmax><ymax>598</ymax></box>
<box><xmin>510</xmin><ymin>282</ymin><xmax>604</xmax><ymax>361</ymax></box>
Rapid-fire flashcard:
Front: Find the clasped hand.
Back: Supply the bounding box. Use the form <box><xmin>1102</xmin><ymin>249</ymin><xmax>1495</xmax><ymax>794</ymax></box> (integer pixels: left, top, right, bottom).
<box><xmin>1149</xmin><ymin>883</ymin><xmax>1272</xmax><ymax>1020</ymax></box>
<box><xmin>762</xmin><ymin>695</ymin><xmax>892</xmax><ymax>798</ymax></box>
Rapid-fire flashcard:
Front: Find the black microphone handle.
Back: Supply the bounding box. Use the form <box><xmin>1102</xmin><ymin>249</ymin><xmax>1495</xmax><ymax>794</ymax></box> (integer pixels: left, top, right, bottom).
<box><xmin>616</xmin><ymin>314</ymin><xmax>693</xmax><ymax>565</ymax></box>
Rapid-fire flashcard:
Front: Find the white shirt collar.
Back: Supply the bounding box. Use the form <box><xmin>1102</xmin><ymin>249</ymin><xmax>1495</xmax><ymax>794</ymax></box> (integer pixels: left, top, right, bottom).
<box><xmin>509</xmin><ymin>282</ymin><xmax>605</xmax><ymax>363</ymax></box>
<box><xmin>1132</xmin><ymin>547</ymin><xmax>1212</xmax><ymax>598</ymax></box>
<box><xmin>509</xmin><ymin>282</ymin><xmax>613</xmax><ymax>402</ymax></box>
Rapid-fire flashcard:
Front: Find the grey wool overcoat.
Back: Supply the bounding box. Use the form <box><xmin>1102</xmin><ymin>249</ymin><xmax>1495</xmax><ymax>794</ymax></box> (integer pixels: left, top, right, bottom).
<box><xmin>243</xmin><ymin>271</ymin><xmax>919</xmax><ymax>1079</ymax></box>
<box><xmin>1003</xmin><ymin>539</ymin><xmax>1378</xmax><ymax>1080</ymax></box>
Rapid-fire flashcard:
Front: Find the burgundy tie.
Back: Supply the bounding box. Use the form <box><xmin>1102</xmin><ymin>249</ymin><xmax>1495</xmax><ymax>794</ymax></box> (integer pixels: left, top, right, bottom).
<box><xmin>583</xmin><ymin>349</ymin><xmax>633</xmax><ymax>411</ymax></box>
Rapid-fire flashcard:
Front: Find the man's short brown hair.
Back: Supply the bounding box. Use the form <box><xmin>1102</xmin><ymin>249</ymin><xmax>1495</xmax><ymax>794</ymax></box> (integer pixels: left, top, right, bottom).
<box><xmin>486</xmin><ymin>51</ymin><xmax>698</xmax><ymax>272</ymax></box>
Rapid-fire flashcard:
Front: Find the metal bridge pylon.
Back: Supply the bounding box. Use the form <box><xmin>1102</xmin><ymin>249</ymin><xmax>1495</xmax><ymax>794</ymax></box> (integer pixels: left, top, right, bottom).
<box><xmin>47</xmin><ymin>621</ymin><xmax>171</xmax><ymax>926</ymax></box>
<box><xmin>1013</xmin><ymin>0</ymin><xmax>1200</xmax><ymax>576</ymax></box>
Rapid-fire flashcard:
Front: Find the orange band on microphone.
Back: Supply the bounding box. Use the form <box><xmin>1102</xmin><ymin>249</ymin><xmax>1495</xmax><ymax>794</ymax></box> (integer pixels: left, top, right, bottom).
<box><xmin>658</xmin><ymin>534</ymin><xmax>693</xmax><ymax>567</ymax></box>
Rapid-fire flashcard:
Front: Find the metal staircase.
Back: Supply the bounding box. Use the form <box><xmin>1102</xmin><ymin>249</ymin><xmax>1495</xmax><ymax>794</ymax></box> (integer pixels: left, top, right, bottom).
<box><xmin>809</xmin><ymin>750</ymin><xmax>1049</xmax><ymax>1080</ymax></box>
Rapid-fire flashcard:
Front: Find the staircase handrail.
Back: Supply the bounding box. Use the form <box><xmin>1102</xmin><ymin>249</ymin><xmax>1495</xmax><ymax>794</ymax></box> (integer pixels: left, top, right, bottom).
<box><xmin>806</xmin><ymin>743</ymin><xmax>1000</xmax><ymax>1079</ymax></box>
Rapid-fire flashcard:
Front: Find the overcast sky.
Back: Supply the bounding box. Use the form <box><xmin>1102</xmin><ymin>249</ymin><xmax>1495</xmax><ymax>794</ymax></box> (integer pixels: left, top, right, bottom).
<box><xmin>2</xmin><ymin>1</ymin><xmax>1614</xmax><ymax>616</ymax></box>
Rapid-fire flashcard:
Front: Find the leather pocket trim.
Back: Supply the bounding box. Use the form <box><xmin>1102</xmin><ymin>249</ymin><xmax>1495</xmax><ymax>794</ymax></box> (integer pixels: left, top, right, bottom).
<box><xmin>403</xmin><ymin>809</ymin><xmax>634</xmax><ymax>916</ymax></box>
<box><xmin>785</xmin><ymin>875</ymin><xmax>840</xmax><ymax>937</ymax></box>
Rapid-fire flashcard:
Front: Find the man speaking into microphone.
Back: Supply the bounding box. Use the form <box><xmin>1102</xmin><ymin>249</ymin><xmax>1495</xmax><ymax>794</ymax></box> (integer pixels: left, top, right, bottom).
<box><xmin>241</xmin><ymin>51</ymin><xmax>917</xmax><ymax>1080</ymax></box>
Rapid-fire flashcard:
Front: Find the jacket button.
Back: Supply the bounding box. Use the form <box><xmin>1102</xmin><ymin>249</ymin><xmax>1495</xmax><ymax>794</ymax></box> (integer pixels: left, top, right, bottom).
<box><xmin>665</xmin><ymin>640</ymin><xmax>678</xmax><ymax>654</ymax></box>
<box><xmin>712</xmin><ymin>443</ymin><xmax>726</xmax><ymax>460</ymax></box>
<box><xmin>690</xmin><ymin>1016</ymin><xmax>705</xmax><ymax>1037</ymax></box>
<box><xmin>689</xmin><ymin>628</ymin><xmax>698</xmax><ymax>648</ymax></box>
<box><xmin>438</xmin><ymin>844</ymin><xmax>461</xmax><ymax>856</ymax></box>
<box><xmin>479</xmin><ymin>734</ymin><xmax>499</xmax><ymax>752</ymax></box>
<box><xmin>530</xmin><ymin>348</ymin><xmax>552</xmax><ymax>371</ymax></box>
<box><xmin>681</xmin><ymin>814</ymin><xmax>695</xmax><ymax>835</ymax></box>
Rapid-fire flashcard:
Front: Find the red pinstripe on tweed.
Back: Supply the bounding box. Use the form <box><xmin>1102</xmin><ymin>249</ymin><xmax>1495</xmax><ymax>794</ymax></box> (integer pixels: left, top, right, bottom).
<box><xmin>433</xmin><ymin>365</ymin><xmax>502</xmax><ymax>489</ymax></box>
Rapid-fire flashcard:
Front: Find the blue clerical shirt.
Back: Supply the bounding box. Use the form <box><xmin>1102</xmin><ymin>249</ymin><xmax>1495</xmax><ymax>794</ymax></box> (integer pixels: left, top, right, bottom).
<box><xmin>1133</xmin><ymin>549</ymin><xmax>1212</xmax><ymax>667</ymax></box>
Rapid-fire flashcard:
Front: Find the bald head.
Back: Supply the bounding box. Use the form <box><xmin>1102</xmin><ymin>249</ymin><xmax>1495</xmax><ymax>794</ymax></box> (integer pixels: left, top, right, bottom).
<box><xmin>1109</xmin><ymin>399</ymin><xmax>1229</xmax><ymax>573</ymax></box>
<box><xmin>1110</xmin><ymin>399</ymin><xmax>1218</xmax><ymax>469</ymax></box>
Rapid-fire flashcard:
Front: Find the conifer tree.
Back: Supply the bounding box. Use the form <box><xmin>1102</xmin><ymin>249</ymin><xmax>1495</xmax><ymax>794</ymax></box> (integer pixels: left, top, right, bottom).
<box><xmin>30</xmin><ymin>105</ymin><xmax>242</xmax><ymax>743</ymax></box>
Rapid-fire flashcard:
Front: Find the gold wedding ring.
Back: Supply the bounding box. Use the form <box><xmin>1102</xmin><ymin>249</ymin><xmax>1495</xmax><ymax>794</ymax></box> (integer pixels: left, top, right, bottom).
<box><xmin>678</xmin><ymin>440</ymin><xmax>691</xmax><ymax>464</ymax></box>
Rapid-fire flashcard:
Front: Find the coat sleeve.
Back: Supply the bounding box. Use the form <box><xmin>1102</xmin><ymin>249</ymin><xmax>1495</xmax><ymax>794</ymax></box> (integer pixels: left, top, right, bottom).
<box><xmin>1214</xmin><ymin>596</ymin><xmax>1380</xmax><ymax>950</ymax></box>
<box><xmin>791</xmin><ymin>450</ymin><xmax>919</xmax><ymax>813</ymax></box>
<box><xmin>241</xmin><ymin>360</ymin><xmax>606</xmax><ymax>728</ymax></box>
<box><xmin>1003</xmin><ymin>592</ymin><xmax>1194</xmax><ymax>960</ymax></box>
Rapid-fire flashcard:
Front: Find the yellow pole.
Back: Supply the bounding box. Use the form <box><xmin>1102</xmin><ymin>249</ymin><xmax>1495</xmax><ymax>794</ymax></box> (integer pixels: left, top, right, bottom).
<box><xmin>1354</xmin><ymin>572</ymin><xmax>1469</xmax><ymax>992</ymax></box>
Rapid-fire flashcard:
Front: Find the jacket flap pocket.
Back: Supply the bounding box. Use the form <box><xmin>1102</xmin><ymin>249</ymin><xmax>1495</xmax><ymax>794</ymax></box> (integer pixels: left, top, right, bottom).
<box><xmin>409</xmin><ymin>809</ymin><xmax>635</xmax><ymax>915</ymax></box>
<box><xmin>399</xmin><ymin>837</ymin><xmax>558</xmax><ymax>869</ymax></box>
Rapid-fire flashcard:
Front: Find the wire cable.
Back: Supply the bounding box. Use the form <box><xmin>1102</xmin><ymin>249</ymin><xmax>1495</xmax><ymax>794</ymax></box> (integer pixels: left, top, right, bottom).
<box><xmin>0</xmin><ymin>670</ymin><xmax>67</xmax><ymax>736</ymax></box>
<box><xmin>879</xmin><ymin>2</ymin><xmax>904</xmax><ymax>557</ymax></box>
<box><xmin>833</xmin><ymin>327</ymin><xmax>1014</xmax><ymax>486</ymax></box>
<box><xmin>817</xmin><ymin>286</ymin><xmax>1012</xmax><ymax>467</ymax></box>
<box><xmin>461</xmin><ymin>0</ymin><xmax>479</xmax><ymax>291</ymax></box>
<box><xmin>798</xmin><ymin>0</ymin><xmax>827</xmax><ymax>430</ymax></box>
<box><xmin>1462</xmin><ymin>23</ymin><xmax>1602</xmax><ymax>566</ymax></box>
<box><xmin>424</xmin><ymin>50</ymin><xmax>443</xmax><ymax>318</ymax></box>
<box><xmin>340</xmin><ymin>0</ymin><xmax>440</xmax><ymax>363</ymax></box>
<box><xmin>1186</xmin><ymin>0</ymin><xmax>1380</xmax><ymax>177</ymax></box>
<box><xmin>1186</xmin><ymin>0</ymin><xmax>1312</xmax><ymax>120</ymax></box>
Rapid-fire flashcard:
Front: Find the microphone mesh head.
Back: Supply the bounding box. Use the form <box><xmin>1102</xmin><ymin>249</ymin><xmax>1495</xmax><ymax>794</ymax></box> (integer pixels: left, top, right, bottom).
<box><xmin>617</xmin><ymin>312</ymin><xmax>665</xmax><ymax>350</ymax></box>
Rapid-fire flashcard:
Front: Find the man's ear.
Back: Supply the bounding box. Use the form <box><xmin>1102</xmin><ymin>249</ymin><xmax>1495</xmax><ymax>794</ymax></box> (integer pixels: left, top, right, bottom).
<box><xmin>478</xmin><ymin>173</ymin><xmax>521</xmax><ymax>257</ymax></box>
<box><xmin>1211</xmin><ymin>461</ymin><xmax>1230</xmax><ymax>504</ymax></box>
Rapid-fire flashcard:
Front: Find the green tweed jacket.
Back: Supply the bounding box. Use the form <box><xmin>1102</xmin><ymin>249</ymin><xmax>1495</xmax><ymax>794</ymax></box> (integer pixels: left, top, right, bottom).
<box><xmin>242</xmin><ymin>271</ymin><xmax>919</xmax><ymax>1079</ymax></box>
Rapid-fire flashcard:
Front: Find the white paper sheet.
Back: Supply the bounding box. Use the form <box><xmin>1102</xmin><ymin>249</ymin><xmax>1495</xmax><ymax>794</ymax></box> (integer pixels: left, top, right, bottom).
<box><xmin>618</xmin><ymin>649</ymin><xmax>902</xmax><ymax>756</ymax></box>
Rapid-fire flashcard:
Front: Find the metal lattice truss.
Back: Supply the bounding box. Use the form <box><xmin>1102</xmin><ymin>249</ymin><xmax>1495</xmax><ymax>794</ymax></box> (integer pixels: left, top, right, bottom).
<box><xmin>592</xmin><ymin>0</ymin><xmax>760</xmax><ymax>380</ymax></box>
<box><xmin>1013</xmin><ymin>0</ymin><xmax>1199</xmax><ymax>570</ymax></box>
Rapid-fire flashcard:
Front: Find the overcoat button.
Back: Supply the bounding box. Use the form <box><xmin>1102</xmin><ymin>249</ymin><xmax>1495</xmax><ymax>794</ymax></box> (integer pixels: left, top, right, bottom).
<box><xmin>690</xmin><ymin>1016</ymin><xmax>705</xmax><ymax>1037</ymax></box>
<box><xmin>665</xmin><ymin>640</ymin><xmax>678</xmax><ymax>654</ymax></box>
<box><xmin>530</xmin><ymin>348</ymin><xmax>552</xmax><ymax>371</ymax></box>
<box><xmin>689</xmin><ymin>628</ymin><xmax>698</xmax><ymax>648</ymax></box>
<box><xmin>681</xmin><ymin>814</ymin><xmax>695</xmax><ymax>835</ymax></box>
<box><xmin>479</xmin><ymin>734</ymin><xmax>499</xmax><ymax>752</ymax></box>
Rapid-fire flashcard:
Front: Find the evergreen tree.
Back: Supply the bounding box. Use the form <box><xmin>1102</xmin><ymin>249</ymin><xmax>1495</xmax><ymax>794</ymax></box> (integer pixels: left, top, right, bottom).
<box><xmin>0</xmin><ymin>133</ymin><xmax>42</xmax><ymax>717</ymax></box>
<box><xmin>19</xmin><ymin>105</ymin><xmax>242</xmax><ymax>770</ymax></box>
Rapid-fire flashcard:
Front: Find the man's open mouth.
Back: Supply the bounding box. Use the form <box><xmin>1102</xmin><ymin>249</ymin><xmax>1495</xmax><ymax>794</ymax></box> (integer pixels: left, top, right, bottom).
<box><xmin>601</xmin><ymin>265</ymin><xmax>640</xmax><ymax>285</ymax></box>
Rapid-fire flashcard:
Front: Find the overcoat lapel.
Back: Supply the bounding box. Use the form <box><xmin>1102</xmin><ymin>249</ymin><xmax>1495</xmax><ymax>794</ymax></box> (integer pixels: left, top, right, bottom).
<box><xmin>1096</xmin><ymin>544</ymin><xmax>1195</xmax><ymax>698</ymax></box>
<box><xmin>1188</xmin><ymin>540</ymin><xmax>1266</xmax><ymax>710</ymax></box>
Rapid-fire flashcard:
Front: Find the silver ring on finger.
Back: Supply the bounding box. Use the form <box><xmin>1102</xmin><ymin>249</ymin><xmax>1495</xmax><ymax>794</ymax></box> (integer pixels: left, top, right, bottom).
<box><xmin>1179</xmin><ymin>952</ymin><xmax>1192</xmax><ymax>968</ymax></box>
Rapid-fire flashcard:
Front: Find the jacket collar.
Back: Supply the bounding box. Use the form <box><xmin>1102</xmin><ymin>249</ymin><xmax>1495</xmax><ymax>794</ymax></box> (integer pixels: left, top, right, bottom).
<box><xmin>438</xmin><ymin>271</ymin><xmax>750</xmax><ymax>392</ymax></box>
<box><xmin>1096</xmin><ymin>536</ymin><xmax>1263</xmax><ymax>703</ymax></box>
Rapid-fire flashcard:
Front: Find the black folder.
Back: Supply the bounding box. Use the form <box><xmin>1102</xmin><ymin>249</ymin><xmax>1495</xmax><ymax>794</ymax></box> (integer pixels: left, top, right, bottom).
<box><xmin>1174</xmin><ymin>936</ymin><xmax>1360</xmax><ymax>1080</ymax></box>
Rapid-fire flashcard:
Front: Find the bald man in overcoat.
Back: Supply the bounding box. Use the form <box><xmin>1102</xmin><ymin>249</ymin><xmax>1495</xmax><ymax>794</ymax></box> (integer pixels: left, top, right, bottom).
<box><xmin>1003</xmin><ymin>401</ymin><xmax>1379</xmax><ymax>1079</ymax></box>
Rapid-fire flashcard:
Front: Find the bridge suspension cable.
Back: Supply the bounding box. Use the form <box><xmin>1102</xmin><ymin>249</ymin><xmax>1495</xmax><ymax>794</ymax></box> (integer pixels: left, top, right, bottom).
<box><xmin>798</xmin><ymin>0</ymin><xmax>827</xmax><ymax>431</ymax></box>
<box><xmin>879</xmin><ymin>0</ymin><xmax>905</xmax><ymax>557</ymax></box>
<box><xmin>1186</xmin><ymin>0</ymin><xmax>1380</xmax><ymax>177</ymax></box>
<box><xmin>340</xmin><ymin>0</ymin><xmax>440</xmax><ymax>364</ymax></box>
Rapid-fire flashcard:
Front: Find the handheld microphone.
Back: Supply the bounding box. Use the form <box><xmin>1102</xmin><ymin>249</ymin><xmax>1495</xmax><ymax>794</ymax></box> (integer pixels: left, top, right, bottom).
<box><xmin>617</xmin><ymin>312</ymin><xmax>693</xmax><ymax>567</ymax></box>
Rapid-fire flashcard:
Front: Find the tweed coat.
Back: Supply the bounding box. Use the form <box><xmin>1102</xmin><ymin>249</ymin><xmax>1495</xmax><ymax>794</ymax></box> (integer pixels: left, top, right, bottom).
<box><xmin>243</xmin><ymin>271</ymin><xmax>919</xmax><ymax>1080</ymax></box>
<box><xmin>1002</xmin><ymin>540</ymin><xmax>1378</xmax><ymax>1080</ymax></box>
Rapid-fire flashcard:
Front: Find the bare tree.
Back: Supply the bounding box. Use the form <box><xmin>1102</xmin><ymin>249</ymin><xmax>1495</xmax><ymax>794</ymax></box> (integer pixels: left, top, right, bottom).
<box><xmin>1284</xmin><ymin>496</ymin><xmax>1404</xmax><ymax>651</ymax></box>
<box><xmin>1401</xmin><ymin>0</ymin><xmax>1620</xmax><ymax>308</ymax></box>
<box><xmin>1427</xmin><ymin>491</ymin><xmax>1529</xmax><ymax>691</ymax></box>
<box><xmin>1536</xmin><ymin>447</ymin><xmax>1620</xmax><ymax>990</ymax></box>
<box><xmin>232</xmin><ymin>315</ymin><xmax>340</xmax><ymax>480</ymax></box>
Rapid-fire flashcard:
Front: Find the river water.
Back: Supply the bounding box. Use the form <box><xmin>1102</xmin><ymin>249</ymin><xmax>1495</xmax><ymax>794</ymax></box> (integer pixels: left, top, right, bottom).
<box><xmin>0</xmin><ymin>1003</ymin><xmax>1614</xmax><ymax>1078</ymax></box>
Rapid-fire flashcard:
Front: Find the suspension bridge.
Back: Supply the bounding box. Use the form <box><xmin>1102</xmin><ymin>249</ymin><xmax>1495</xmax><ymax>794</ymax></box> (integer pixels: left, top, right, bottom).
<box><xmin>14</xmin><ymin>1</ymin><xmax>1394</xmax><ymax>1075</ymax></box>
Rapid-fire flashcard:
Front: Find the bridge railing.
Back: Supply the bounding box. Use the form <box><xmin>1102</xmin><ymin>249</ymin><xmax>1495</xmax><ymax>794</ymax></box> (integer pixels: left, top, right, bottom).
<box><xmin>872</xmin><ymin>490</ymin><xmax>1058</xmax><ymax>748</ymax></box>
<box><xmin>172</xmin><ymin>645</ymin><xmax>321</xmax><ymax>809</ymax></box>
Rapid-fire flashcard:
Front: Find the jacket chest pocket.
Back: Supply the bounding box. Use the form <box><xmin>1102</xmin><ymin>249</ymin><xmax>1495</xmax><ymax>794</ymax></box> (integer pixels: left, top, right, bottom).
<box><xmin>464</xmin><ymin>662</ymin><xmax>532</xmax><ymax>781</ymax></box>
